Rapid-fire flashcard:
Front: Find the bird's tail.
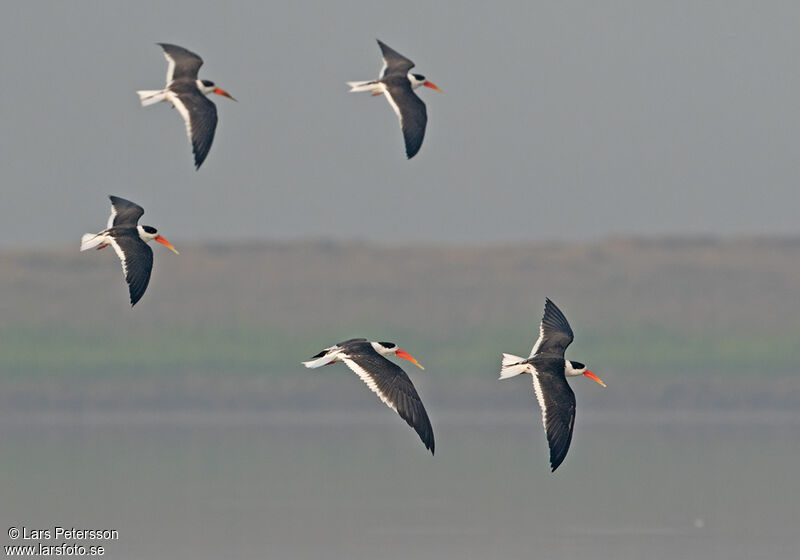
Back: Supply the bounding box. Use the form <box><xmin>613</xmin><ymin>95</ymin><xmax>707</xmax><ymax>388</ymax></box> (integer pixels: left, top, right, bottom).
<box><xmin>347</xmin><ymin>80</ymin><xmax>382</xmax><ymax>93</ymax></box>
<box><xmin>302</xmin><ymin>351</ymin><xmax>337</xmax><ymax>369</ymax></box>
<box><xmin>80</xmin><ymin>233</ymin><xmax>103</xmax><ymax>251</ymax></box>
<box><xmin>137</xmin><ymin>89</ymin><xmax>167</xmax><ymax>107</ymax></box>
<box><xmin>499</xmin><ymin>353</ymin><xmax>530</xmax><ymax>379</ymax></box>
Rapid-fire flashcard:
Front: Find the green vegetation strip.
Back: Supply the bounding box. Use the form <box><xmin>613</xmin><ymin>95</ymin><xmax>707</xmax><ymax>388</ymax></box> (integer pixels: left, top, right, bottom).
<box><xmin>1</xmin><ymin>324</ymin><xmax>797</xmax><ymax>379</ymax></box>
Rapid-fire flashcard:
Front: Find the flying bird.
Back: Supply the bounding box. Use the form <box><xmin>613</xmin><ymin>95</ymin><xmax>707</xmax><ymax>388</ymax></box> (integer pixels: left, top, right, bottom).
<box><xmin>137</xmin><ymin>43</ymin><xmax>236</xmax><ymax>169</ymax></box>
<box><xmin>499</xmin><ymin>299</ymin><xmax>606</xmax><ymax>472</ymax></box>
<box><xmin>80</xmin><ymin>196</ymin><xmax>179</xmax><ymax>306</ymax></box>
<box><xmin>348</xmin><ymin>39</ymin><xmax>441</xmax><ymax>159</ymax></box>
<box><xmin>303</xmin><ymin>338</ymin><xmax>434</xmax><ymax>453</ymax></box>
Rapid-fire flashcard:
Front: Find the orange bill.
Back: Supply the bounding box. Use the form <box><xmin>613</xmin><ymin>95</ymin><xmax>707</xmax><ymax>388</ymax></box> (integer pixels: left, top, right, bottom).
<box><xmin>213</xmin><ymin>88</ymin><xmax>237</xmax><ymax>102</ymax></box>
<box><xmin>396</xmin><ymin>349</ymin><xmax>425</xmax><ymax>370</ymax></box>
<box><xmin>155</xmin><ymin>235</ymin><xmax>180</xmax><ymax>254</ymax></box>
<box><xmin>423</xmin><ymin>81</ymin><xmax>442</xmax><ymax>93</ymax></box>
<box><xmin>583</xmin><ymin>370</ymin><xmax>606</xmax><ymax>387</ymax></box>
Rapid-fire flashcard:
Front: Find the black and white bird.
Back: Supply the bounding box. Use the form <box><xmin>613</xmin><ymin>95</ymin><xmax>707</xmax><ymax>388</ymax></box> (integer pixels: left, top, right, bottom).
<box><xmin>137</xmin><ymin>43</ymin><xmax>236</xmax><ymax>169</ymax></box>
<box><xmin>348</xmin><ymin>39</ymin><xmax>441</xmax><ymax>159</ymax></box>
<box><xmin>499</xmin><ymin>299</ymin><xmax>606</xmax><ymax>472</ymax></box>
<box><xmin>303</xmin><ymin>338</ymin><xmax>434</xmax><ymax>453</ymax></box>
<box><xmin>80</xmin><ymin>196</ymin><xmax>179</xmax><ymax>307</ymax></box>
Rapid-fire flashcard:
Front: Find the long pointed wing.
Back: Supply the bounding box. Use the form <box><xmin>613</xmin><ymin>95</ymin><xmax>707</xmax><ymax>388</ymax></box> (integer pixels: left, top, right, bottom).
<box><xmin>107</xmin><ymin>196</ymin><xmax>144</xmax><ymax>228</ymax></box>
<box><xmin>382</xmin><ymin>79</ymin><xmax>427</xmax><ymax>159</ymax></box>
<box><xmin>166</xmin><ymin>89</ymin><xmax>218</xmax><ymax>169</ymax></box>
<box><xmin>158</xmin><ymin>43</ymin><xmax>204</xmax><ymax>83</ymax></box>
<box><xmin>531</xmin><ymin>298</ymin><xmax>575</xmax><ymax>357</ymax></box>
<box><xmin>342</xmin><ymin>349</ymin><xmax>434</xmax><ymax>453</ymax></box>
<box><xmin>107</xmin><ymin>232</ymin><xmax>154</xmax><ymax>306</ymax></box>
<box><xmin>530</xmin><ymin>356</ymin><xmax>576</xmax><ymax>472</ymax></box>
<box><xmin>377</xmin><ymin>40</ymin><xmax>415</xmax><ymax>77</ymax></box>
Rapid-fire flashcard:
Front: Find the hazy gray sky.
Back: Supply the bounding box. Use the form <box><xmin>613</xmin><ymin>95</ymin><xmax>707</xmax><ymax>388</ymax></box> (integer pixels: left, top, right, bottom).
<box><xmin>2</xmin><ymin>1</ymin><xmax>799</xmax><ymax>247</ymax></box>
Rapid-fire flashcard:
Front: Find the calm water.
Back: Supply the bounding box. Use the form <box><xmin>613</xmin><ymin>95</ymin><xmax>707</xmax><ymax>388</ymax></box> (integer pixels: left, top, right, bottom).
<box><xmin>1</xmin><ymin>402</ymin><xmax>798</xmax><ymax>559</ymax></box>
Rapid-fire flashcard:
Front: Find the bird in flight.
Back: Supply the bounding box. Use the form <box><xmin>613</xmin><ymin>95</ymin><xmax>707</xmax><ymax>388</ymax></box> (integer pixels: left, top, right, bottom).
<box><xmin>499</xmin><ymin>299</ymin><xmax>606</xmax><ymax>471</ymax></box>
<box><xmin>80</xmin><ymin>196</ymin><xmax>179</xmax><ymax>306</ymax></box>
<box><xmin>303</xmin><ymin>338</ymin><xmax>435</xmax><ymax>453</ymax></box>
<box><xmin>137</xmin><ymin>43</ymin><xmax>236</xmax><ymax>169</ymax></box>
<box><xmin>348</xmin><ymin>40</ymin><xmax>441</xmax><ymax>159</ymax></box>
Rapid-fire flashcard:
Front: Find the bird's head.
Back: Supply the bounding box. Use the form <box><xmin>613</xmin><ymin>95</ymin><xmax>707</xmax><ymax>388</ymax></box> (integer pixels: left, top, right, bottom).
<box><xmin>198</xmin><ymin>79</ymin><xmax>237</xmax><ymax>101</ymax></box>
<box><xmin>566</xmin><ymin>360</ymin><xmax>606</xmax><ymax>387</ymax></box>
<box><xmin>138</xmin><ymin>225</ymin><xmax>179</xmax><ymax>254</ymax></box>
<box><xmin>373</xmin><ymin>341</ymin><xmax>425</xmax><ymax>370</ymax></box>
<box><xmin>409</xmin><ymin>73</ymin><xmax>442</xmax><ymax>93</ymax></box>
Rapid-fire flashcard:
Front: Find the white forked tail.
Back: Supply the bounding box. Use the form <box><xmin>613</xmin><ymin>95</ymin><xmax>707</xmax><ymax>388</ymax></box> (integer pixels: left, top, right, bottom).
<box><xmin>137</xmin><ymin>89</ymin><xmax>168</xmax><ymax>107</ymax></box>
<box><xmin>80</xmin><ymin>233</ymin><xmax>103</xmax><ymax>251</ymax></box>
<box><xmin>302</xmin><ymin>352</ymin><xmax>338</xmax><ymax>369</ymax></box>
<box><xmin>347</xmin><ymin>80</ymin><xmax>382</xmax><ymax>93</ymax></box>
<box><xmin>499</xmin><ymin>353</ymin><xmax>529</xmax><ymax>379</ymax></box>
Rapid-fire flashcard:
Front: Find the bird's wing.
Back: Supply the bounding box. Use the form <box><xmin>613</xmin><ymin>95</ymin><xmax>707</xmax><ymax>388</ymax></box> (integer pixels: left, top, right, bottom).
<box><xmin>377</xmin><ymin>40</ymin><xmax>415</xmax><ymax>77</ymax></box>
<box><xmin>342</xmin><ymin>348</ymin><xmax>434</xmax><ymax>453</ymax></box>
<box><xmin>107</xmin><ymin>232</ymin><xmax>154</xmax><ymax>307</ymax></box>
<box><xmin>107</xmin><ymin>196</ymin><xmax>145</xmax><ymax>228</ymax></box>
<box><xmin>531</xmin><ymin>298</ymin><xmax>575</xmax><ymax>357</ymax></box>
<box><xmin>382</xmin><ymin>80</ymin><xmax>428</xmax><ymax>159</ymax></box>
<box><xmin>530</xmin><ymin>356</ymin><xmax>576</xmax><ymax>472</ymax></box>
<box><xmin>166</xmin><ymin>89</ymin><xmax>219</xmax><ymax>169</ymax></box>
<box><xmin>158</xmin><ymin>43</ymin><xmax>204</xmax><ymax>83</ymax></box>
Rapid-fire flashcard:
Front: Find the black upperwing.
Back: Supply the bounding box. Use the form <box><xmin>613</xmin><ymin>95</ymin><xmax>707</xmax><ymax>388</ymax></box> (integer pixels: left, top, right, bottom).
<box><xmin>382</xmin><ymin>75</ymin><xmax>427</xmax><ymax>159</ymax></box>
<box><xmin>158</xmin><ymin>43</ymin><xmax>204</xmax><ymax>82</ymax></box>
<box><xmin>530</xmin><ymin>355</ymin><xmax>576</xmax><ymax>472</ymax></box>
<box><xmin>534</xmin><ymin>298</ymin><xmax>575</xmax><ymax>357</ymax></box>
<box><xmin>376</xmin><ymin>40</ymin><xmax>415</xmax><ymax>77</ymax></box>
<box><xmin>108</xmin><ymin>230</ymin><xmax>154</xmax><ymax>307</ymax></box>
<box><xmin>107</xmin><ymin>196</ymin><xmax>145</xmax><ymax>228</ymax></box>
<box><xmin>342</xmin><ymin>341</ymin><xmax>435</xmax><ymax>454</ymax></box>
<box><xmin>169</xmin><ymin>82</ymin><xmax>219</xmax><ymax>169</ymax></box>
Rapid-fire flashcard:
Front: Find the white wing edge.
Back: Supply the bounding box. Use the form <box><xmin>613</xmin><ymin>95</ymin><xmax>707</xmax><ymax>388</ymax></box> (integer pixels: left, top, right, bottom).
<box><xmin>165</xmin><ymin>91</ymin><xmax>194</xmax><ymax>145</ymax></box>
<box><xmin>530</xmin><ymin>367</ymin><xmax>549</xmax><ymax>436</ymax></box>
<box><xmin>107</xmin><ymin>237</ymin><xmax>129</xmax><ymax>279</ymax></box>
<box><xmin>163</xmin><ymin>51</ymin><xmax>176</xmax><ymax>85</ymax></box>
<box><xmin>106</xmin><ymin>202</ymin><xmax>118</xmax><ymax>229</ymax></box>
<box><xmin>528</xmin><ymin>323</ymin><xmax>545</xmax><ymax>358</ymax></box>
<box><xmin>342</xmin><ymin>357</ymin><xmax>398</xmax><ymax>413</ymax></box>
<box><xmin>381</xmin><ymin>83</ymin><xmax>404</xmax><ymax>125</ymax></box>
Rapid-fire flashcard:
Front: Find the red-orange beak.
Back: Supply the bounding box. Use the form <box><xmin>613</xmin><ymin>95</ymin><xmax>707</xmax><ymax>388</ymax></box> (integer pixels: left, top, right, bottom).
<box><xmin>213</xmin><ymin>87</ymin><xmax>237</xmax><ymax>102</ymax></box>
<box><xmin>583</xmin><ymin>370</ymin><xmax>606</xmax><ymax>387</ymax></box>
<box><xmin>395</xmin><ymin>349</ymin><xmax>424</xmax><ymax>370</ymax></box>
<box><xmin>155</xmin><ymin>235</ymin><xmax>180</xmax><ymax>255</ymax></box>
<box><xmin>371</xmin><ymin>92</ymin><xmax>384</xmax><ymax>97</ymax></box>
<box><xmin>423</xmin><ymin>81</ymin><xmax>442</xmax><ymax>93</ymax></box>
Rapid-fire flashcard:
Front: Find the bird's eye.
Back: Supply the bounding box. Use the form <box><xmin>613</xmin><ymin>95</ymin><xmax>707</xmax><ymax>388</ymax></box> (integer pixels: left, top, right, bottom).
<box><xmin>202</xmin><ymin>80</ymin><xmax>215</xmax><ymax>87</ymax></box>
<box><xmin>143</xmin><ymin>226</ymin><xmax>157</xmax><ymax>234</ymax></box>
<box><xmin>378</xmin><ymin>342</ymin><xmax>396</xmax><ymax>349</ymax></box>
<box><xmin>413</xmin><ymin>74</ymin><xmax>425</xmax><ymax>81</ymax></box>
